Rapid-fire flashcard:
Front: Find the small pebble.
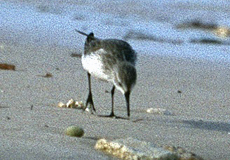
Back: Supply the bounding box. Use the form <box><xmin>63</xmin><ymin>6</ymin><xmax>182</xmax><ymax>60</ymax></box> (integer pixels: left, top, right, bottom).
<box><xmin>65</xmin><ymin>126</ymin><xmax>84</xmax><ymax>137</ymax></box>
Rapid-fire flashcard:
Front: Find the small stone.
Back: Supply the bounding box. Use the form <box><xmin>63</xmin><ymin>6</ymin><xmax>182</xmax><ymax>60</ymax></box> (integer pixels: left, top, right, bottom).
<box><xmin>65</xmin><ymin>126</ymin><xmax>84</xmax><ymax>137</ymax></box>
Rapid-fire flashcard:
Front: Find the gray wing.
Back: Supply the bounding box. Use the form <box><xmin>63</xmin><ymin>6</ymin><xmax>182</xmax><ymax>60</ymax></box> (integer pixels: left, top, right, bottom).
<box><xmin>101</xmin><ymin>39</ymin><xmax>137</xmax><ymax>66</ymax></box>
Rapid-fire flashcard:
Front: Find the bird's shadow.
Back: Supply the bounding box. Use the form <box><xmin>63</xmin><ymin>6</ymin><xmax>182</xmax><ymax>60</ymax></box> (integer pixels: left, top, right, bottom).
<box><xmin>131</xmin><ymin>116</ymin><xmax>230</xmax><ymax>133</ymax></box>
<box><xmin>182</xmin><ymin>120</ymin><xmax>230</xmax><ymax>133</ymax></box>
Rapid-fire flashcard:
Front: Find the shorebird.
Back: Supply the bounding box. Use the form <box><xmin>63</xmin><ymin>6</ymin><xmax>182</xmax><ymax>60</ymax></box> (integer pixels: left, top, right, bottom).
<box><xmin>76</xmin><ymin>30</ymin><xmax>137</xmax><ymax>118</ymax></box>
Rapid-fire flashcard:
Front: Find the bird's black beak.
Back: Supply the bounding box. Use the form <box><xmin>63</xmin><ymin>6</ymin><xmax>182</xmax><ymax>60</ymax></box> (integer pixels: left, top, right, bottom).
<box><xmin>125</xmin><ymin>91</ymin><xmax>130</xmax><ymax>117</ymax></box>
<box><xmin>75</xmin><ymin>29</ymin><xmax>88</xmax><ymax>36</ymax></box>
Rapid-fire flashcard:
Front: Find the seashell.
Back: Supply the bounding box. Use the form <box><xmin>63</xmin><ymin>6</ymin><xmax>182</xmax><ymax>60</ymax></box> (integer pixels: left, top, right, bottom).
<box><xmin>57</xmin><ymin>102</ymin><xmax>67</xmax><ymax>108</ymax></box>
<box><xmin>66</xmin><ymin>99</ymin><xmax>75</xmax><ymax>108</ymax></box>
<box><xmin>146</xmin><ymin>108</ymin><xmax>172</xmax><ymax>115</ymax></box>
<box><xmin>75</xmin><ymin>101</ymin><xmax>84</xmax><ymax>109</ymax></box>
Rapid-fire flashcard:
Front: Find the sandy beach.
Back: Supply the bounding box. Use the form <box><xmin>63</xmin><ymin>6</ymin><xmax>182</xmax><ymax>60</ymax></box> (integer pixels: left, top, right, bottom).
<box><xmin>0</xmin><ymin>41</ymin><xmax>229</xmax><ymax>160</ymax></box>
<box><xmin>1</xmin><ymin>0</ymin><xmax>230</xmax><ymax>159</ymax></box>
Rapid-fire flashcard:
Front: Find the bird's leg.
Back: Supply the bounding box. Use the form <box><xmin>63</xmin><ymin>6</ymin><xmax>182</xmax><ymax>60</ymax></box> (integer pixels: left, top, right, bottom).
<box><xmin>98</xmin><ymin>86</ymin><xmax>116</xmax><ymax>117</ymax></box>
<box><xmin>125</xmin><ymin>91</ymin><xmax>130</xmax><ymax>117</ymax></box>
<box><xmin>109</xmin><ymin>85</ymin><xmax>116</xmax><ymax>117</ymax></box>
<box><xmin>85</xmin><ymin>72</ymin><xmax>96</xmax><ymax>113</ymax></box>
<box><xmin>98</xmin><ymin>86</ymin><xmax>129</xmax><ymax>120</ymax></box>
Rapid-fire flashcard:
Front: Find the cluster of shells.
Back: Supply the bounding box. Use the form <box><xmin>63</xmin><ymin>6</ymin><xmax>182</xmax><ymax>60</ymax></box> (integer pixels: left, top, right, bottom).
<box><xmin>57</xmin><ymin>99</ymin><xmax>85</xmax><ymax>109</ymax></box>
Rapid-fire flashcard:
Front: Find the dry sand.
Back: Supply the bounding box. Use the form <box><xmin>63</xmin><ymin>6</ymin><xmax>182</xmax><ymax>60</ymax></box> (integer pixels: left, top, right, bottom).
<box><xmin>0</xmin><ymin>41</ymin><xmax>230</xmax><ymax>160</ymax></box>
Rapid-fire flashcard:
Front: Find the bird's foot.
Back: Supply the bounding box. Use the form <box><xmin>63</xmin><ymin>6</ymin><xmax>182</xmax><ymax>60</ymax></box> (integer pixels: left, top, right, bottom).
<box><xmin>85</xmin><ymin>93</ymin><xmax>96</xmax><ymax>112</ymax></box>
<box><xmin>83</xmin><ymin>103</ymin><xmax>96</xmax><ymax>114</ymax></box>
<box><xmin>83</xmin><ymin>94</ymin><xmax>96</xmax><ymax>114</ymax></box>
<box><xmin>83</xmin><ymin>106</ymin><xmax>95</xmax><ymax>114</ymax></box>
<box><xmin>97</xmin><ymin>112</ymin><xmax>129</xmax><ymax>120</ymax></box>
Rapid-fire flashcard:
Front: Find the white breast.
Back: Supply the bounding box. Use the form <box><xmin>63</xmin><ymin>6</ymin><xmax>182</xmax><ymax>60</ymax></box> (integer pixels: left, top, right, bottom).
<box><xmin>81</xmin><ymin>49</ymin><xmax>111</xmax><ymax>81</ymax></box>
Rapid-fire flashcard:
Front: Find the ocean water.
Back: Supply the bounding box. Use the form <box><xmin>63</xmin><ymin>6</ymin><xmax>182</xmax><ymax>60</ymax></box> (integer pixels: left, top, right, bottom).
<box><xmin>1</xmin><ymin>0</ymin><xmax>230</xmax><ymax>63</ymax></box>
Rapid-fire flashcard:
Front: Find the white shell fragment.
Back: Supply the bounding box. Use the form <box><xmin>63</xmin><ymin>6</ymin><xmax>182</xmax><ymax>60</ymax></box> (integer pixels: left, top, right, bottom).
<box><xmin>75</xmin><ymin>101</ymin><xmax>84</xmax><ymax>108</ymax></box>
<box><xmin>66</xmin><ymin>99</ymin><xmax>75</xmax><ymax>108</ymax></box>
<box><xmin>146</xmin><ymin>108</ymin><xmax>172</xmax><ymax>115</ymax></box>
<box><xmin>57</xmin><ymin>102</ymin><xmax>67</xmax><ymax>108</ymax></box>
<box><xmin>57</xmin><ymin>99</ymin><xmax>85</xmax><ymax>109</ymax></box>
<box><xmin>85</xmin><ymin>108</ymin><xmax>91</xmax><ymax>112</ymax></box>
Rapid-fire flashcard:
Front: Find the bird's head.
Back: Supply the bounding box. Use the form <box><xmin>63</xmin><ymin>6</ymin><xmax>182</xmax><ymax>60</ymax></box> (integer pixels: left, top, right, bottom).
<box><xmin>113</xmin><ymin>62</ymin><xmax>137</xmax><ymax>95</ymax></box>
